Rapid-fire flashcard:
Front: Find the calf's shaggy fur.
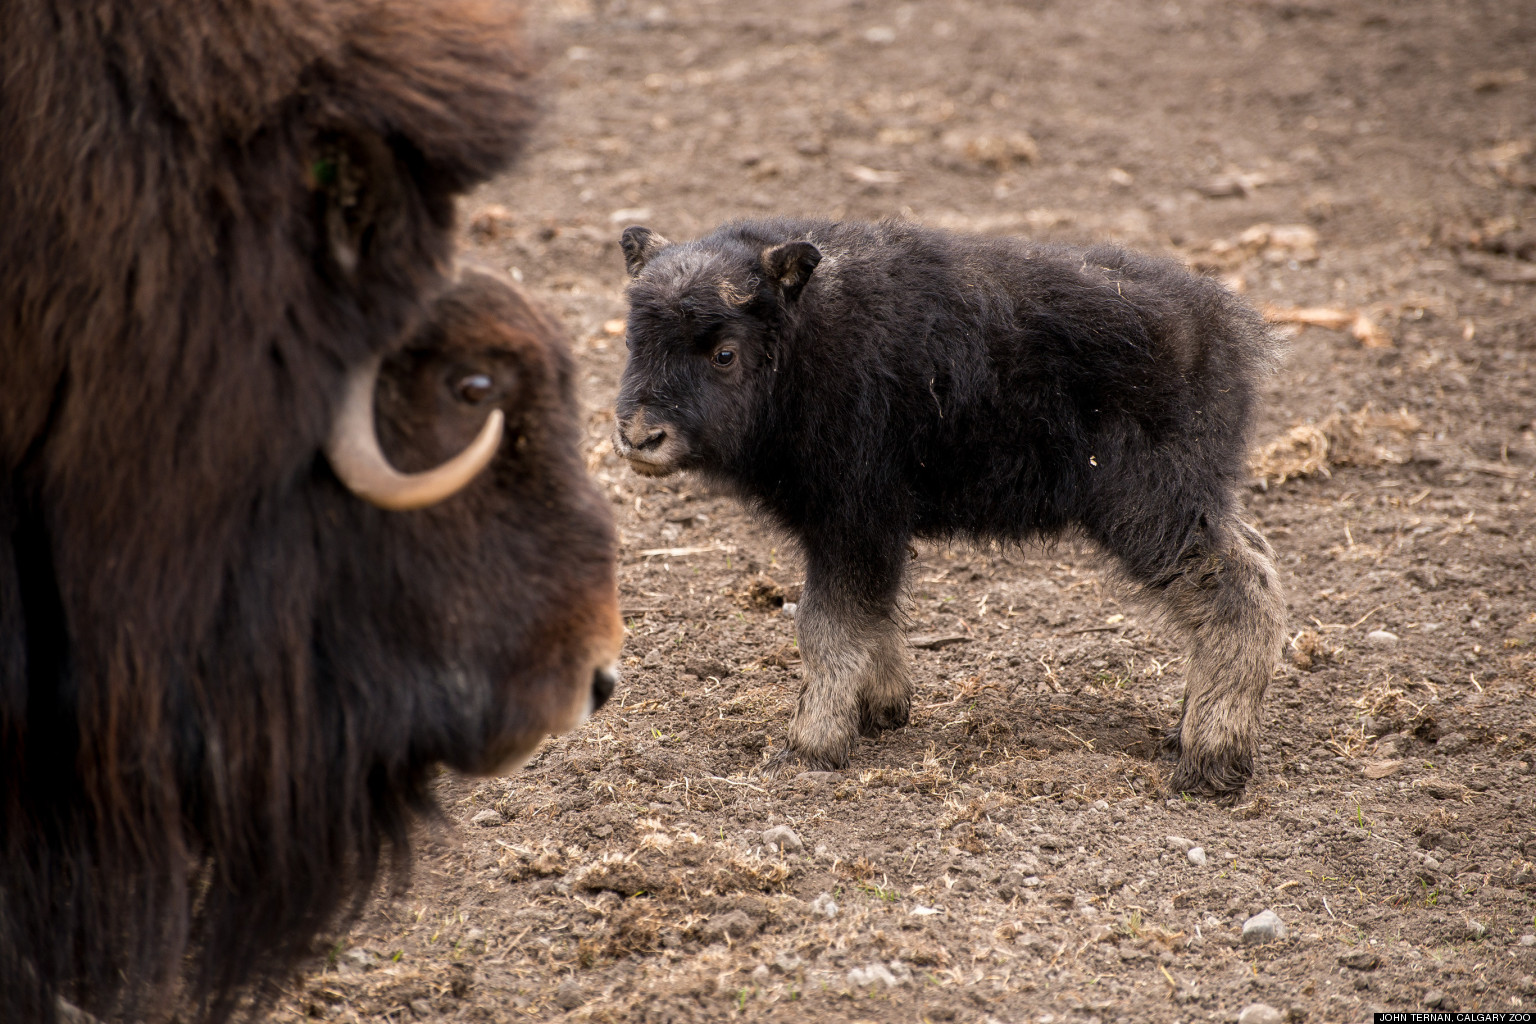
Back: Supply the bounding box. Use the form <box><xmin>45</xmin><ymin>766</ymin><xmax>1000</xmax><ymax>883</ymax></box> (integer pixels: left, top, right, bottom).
<box><xmin>614</xmin><ymin>218</ymin><xmax>1286</xmax><ymax>799</ymax></box>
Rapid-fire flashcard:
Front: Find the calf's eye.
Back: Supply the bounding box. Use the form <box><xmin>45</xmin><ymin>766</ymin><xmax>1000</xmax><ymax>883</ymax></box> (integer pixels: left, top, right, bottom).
<box><xmin>712</xmin><ymin>349</ymin><xmax>736</xmax><ymax>368</ymax></box>
<box><xmin>455</xmin><ymin>373</ymin><xmax>495</xmax><ymax>404</ymax></box>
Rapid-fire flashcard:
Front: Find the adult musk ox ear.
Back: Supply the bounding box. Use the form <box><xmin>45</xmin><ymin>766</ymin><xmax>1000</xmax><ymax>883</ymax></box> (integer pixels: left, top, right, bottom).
<box><xmin>620</xmin><ymin>226</ymin><xmax>671</xmax><ymax>277</ymax></box>
<box><xmin>761</xmin><ymin>241</ymin><xmax>822</xmax><ymax>299</ymax></box>
<box><xmin>309</xmin><ymin>129</ymin><xmax>407</xmax><ymax>278</ymax></box>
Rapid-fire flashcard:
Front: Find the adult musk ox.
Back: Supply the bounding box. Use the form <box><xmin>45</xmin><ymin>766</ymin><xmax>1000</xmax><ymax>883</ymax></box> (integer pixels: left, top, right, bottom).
<box><xmin>614</xmin><ymin>218</ymin><xmax>1285</xmax><ymax>800</ymax></box>
<box><xmin>1</xmin><ymin>2</ymin><xmax>622</xmax><ymax>1021</ymax></box>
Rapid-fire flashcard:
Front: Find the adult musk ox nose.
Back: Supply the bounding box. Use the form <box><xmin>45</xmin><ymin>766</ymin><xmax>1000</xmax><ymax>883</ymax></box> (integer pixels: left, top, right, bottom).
<box><xmin>591</xmin><ymin>665</ymin><xmax>618</xmax><ymax>712</ymax></box>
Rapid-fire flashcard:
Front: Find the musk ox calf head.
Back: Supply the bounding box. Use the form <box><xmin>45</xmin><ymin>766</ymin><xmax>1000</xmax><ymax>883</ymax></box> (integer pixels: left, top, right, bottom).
<box><xmin>1</xmin><ymin>2</ymin><xmax>619</xmax><ymax>1021</ymax></box>
<box><xmin>612</xmin><ymin>225</ymin><xmax>819</xmax><ymax>479</ymax></box>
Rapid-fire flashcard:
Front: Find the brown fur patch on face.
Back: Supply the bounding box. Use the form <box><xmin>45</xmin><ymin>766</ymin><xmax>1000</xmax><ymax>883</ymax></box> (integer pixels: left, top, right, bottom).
<box><xmin>716</xmin><ymin>278</ymin><xmax>753</xmax><ymax>307</ymax></box>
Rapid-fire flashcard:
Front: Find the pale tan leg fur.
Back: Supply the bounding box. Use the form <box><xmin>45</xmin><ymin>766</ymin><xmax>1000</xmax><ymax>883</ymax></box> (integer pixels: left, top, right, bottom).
<box><xmin>778</xmin><ymin>592</ymin><xmax>906</xmax><ymax>770</ymax></box>
<box><xmin>1156</xmin><ymin>519</ymin><xmax>1286</xmax><ymax>799</ymax></box>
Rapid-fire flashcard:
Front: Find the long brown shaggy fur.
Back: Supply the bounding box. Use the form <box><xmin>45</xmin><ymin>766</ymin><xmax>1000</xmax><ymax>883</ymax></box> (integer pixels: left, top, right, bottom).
<box><xmin>1</xmin><ymin>3</ymin><xmax>620</xmax><ymax>1022</ymax></box>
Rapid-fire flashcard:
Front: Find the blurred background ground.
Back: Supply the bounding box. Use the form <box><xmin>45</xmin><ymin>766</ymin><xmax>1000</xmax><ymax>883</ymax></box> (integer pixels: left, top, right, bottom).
<box><xmin>275</xmin><ymin>1</ymin><xmax>1535</xmax><ymax>1021</ymax></box>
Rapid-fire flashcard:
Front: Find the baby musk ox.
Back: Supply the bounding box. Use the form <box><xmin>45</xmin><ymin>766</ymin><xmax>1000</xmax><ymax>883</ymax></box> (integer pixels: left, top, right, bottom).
<box><xmin>1</xmin><ymin>2</ymin><xmax>621</xmax><ymax>1022</ymax></box>
<box><xmin>614</xmin><ymin>218</ymin><xmax>1285</xmax><ymax>800</ymax></box>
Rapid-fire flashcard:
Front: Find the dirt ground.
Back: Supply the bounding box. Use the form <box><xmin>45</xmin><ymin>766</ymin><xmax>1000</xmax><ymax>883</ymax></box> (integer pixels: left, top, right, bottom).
<box><xmin>273</xmin><ymin>1</ymin><xmax>1536</xmax><ymax>1021</ymax></box>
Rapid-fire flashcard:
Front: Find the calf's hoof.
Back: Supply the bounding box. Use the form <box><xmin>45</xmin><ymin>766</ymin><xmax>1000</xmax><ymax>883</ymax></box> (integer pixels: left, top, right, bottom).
<box><xmin>753</xmin><ymin>743</ymin><xmax>850</xmax><ymax>779</ymax></box>
<box><xmin>1167</xmin><ymin>747</ymin><xmax>1254</xmax><ymax>805</ymax></box>
<box><xmin>1159</xmin><ymin>725</ymin><xmax>1182</xmax><ymax>760</ymax></box>
<box><xmin>858</xmin><ymin>697</ymin><xmax>910</xmax><ymax>738</ymax></box>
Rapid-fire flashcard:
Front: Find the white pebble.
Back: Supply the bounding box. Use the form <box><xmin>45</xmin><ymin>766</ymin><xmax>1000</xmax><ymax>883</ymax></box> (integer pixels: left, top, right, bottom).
<box><xmin>847</xmin><ymin>963</ymin><xmax>899</xmax><ymax>988</ymax></box>
<box><xmin>1242</xmin><ymin>909</ymin><xmax>1287</xmax><ymax>945</ymax></box>
<box><xmin>1238</xmin><ymin>1003</ymin><xmax>1284</xmax><ymax>1024</ymax></box>
<box><xmin>1187</xmin><ymin>846</ymin><xmax>1208</xmax><ymax>866</ymax></box>
<box><xmin>762</xmin><ymin>824</ymin><xmax>804</xmax><ymax>852</ymax></box>
<box><xmin>810</xmin><ymin>892</ymin><xmax>838</xmax><ymax>919</ymax></box>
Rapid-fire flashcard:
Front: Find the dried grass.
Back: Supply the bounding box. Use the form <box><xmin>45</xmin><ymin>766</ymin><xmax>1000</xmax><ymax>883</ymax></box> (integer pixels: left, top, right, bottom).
<box><xmin>1251</xmin><ymin>404</ymin><xmax>1422</xmax><ymax>485</ymax></box>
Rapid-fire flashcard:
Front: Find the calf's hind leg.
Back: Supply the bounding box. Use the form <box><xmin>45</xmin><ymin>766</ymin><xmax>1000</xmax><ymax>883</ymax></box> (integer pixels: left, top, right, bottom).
<box><xmin>858</xmin><ymin>616</ymin><xmax>912</xmax><ymax>737</ymax></box>
<box><xmin>1141</xmin><ymin>518</ymin><xmax>1285</xmax><ymax>799</ymax></box>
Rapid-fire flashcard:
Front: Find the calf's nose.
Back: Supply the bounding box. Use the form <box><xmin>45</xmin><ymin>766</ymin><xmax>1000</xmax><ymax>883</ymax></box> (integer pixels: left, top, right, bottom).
<box><xmin>616</xmin><ymin>412</ymin><xmax>667</xmax><ymax>452</ymax></box>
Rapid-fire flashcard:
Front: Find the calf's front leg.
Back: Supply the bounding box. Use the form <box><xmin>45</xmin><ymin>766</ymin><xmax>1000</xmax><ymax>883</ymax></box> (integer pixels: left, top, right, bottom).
<box><xmin>783</xmin><ymin>581</ymin><xmax>911</xmax><ymax>769</ymax></box>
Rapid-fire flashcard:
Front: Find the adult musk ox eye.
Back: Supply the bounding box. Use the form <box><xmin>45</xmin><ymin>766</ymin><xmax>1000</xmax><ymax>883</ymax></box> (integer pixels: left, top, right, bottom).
<box><xmin>456</xmin><ymin>373</ymin><xmax>495</xmax><ymax>404</ymax></box>
<box><xmin>712</xmin><ymin>349</ymin><xmax>736</xmax><ymax>368</ymax></box>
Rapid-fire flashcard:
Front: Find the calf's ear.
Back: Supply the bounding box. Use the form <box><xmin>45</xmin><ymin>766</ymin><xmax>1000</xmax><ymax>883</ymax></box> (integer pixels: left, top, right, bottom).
<box><xmin>761</xmin><ymin>241</ymin><xmax>822</xmax><ymax>299</ymax></box>
<box><xmin>620</xmin><ymin>226</ymin><xmax>671</xmax><ymax>277</ymax></box>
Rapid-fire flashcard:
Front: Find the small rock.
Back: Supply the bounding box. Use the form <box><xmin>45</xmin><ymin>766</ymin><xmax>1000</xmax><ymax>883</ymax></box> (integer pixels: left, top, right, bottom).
<box><xmin>1237</xmin><ymin>1003</ymin><xmax>1284</xmax><ymax>1024</ymax></box>
<box><xmin>781</xmin><ymin>601</ymin><xmax>798</xmax><ymax>619</ymax></box>
<box><xmin>1436</xmin><ymin>731</ymin><xmax>1470</xmax><ymax>754</ymax></box>
<box><xmin>773</xmin><ymin>950</ymin><xmax>804</xmax><ymax>972</ymax></box>
<box><xmin>339</xmin><ymin>948</ymin><xmax>375</xmax><ymax>974</ymax></box>
<box><xmin>1338</xmin><ymin>950</ymin><xmax>1380</xmax><ymax>970</ymax></box>
<box><xmin>1374</xmin><ymin>733</ymin><xmax>1405</xmax><ymax>757</ymax></box>
<box><xmin>1465</xmin><ymin>918</ymin><xmax>1490</xmax><ymax>940</ymax></box>
<box><xmin>702</xmin><ymin>910</ymin><xmax>759</xmax><ymax>944</ymax></box>
<box><xmin>1242</xmin><ymin>909</ymin><xmax>1287</xmax><ymax>945</ymax></box>
<box><xmin>467</xmin><ymin>204</ymin><xmax>514</xmax><ymax>241</ymax></box>
<box><xmin>750</xmin><ymin>964</ymin><xmax>771</xmax><ymax>983</ymax></box>
<box><xmin>685</xmin><ymin>656</ymin><xmax>731</xmax><ymax>680</ymax></box>
<box><xmin>1417</xmin><ymin>778</ymin><xmax>1467</xmax><ymax>800</ymax></box>
<box><xmin>469</xmin><ymin>808</ymin><xmax>504</xmax><ymax>827</ymax></box>
<box><xmin>1187</xmin><ymin>846</ymin><xmax>1208</xmax><ymax>866</ymax></box>
<box><xmin>796</xmin><ymin>771</ymin><xmax>838</xmax><ymax>788</ymax></box>
<box><xmin>553</xmin><ymin>980</ymin><xmax>585</xmax><ymax>1011</ymax></box>
<box><xmin>1166</xmin><ymin>836</ymin><xmax>1195</xmax><ymax>853</ymax></box>
<box><xmin>1365</xmin><ymin>629</ymin><xmax>1399</xmax><ymax>646</ymax></box>
<box><xmin>1363</xmin><ymin>759</ymin><xmax>1404</xmax><ymax>779</ymax></box>
<box><xmin>1519</xmin><ymin>934</ymin><xmax>1536</xmax><ymax>947</ymax></box>
<box><xmin>762</xmin><ymin>825</ymin><xmax>804</xmax><ymax>852</ymax></box>
<box><xmin>1423</xmin><ymin>989</ymin><xmax>1448</xmax><ymax>1009</ymax></box>
<box><xmin>811</xmin><ymin>892</ymin><xmax>839</xmax><ymax>919</ymax></box>
<box><xmin>1093</xmin><ymin>800</ymin><xmax>1110</xmax><ymax>812</ymax></box>
<box><xmin>847</xmin><ymin>963</ymin><xmax>899</xmax><ymax>988</ymax></box>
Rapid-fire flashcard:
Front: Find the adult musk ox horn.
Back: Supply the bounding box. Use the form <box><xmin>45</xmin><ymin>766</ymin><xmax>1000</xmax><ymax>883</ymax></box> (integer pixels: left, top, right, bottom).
<box><xmin>325</xmin><ymin>356</ymin><xmax>504</xmax><ymax>510</ymax></box>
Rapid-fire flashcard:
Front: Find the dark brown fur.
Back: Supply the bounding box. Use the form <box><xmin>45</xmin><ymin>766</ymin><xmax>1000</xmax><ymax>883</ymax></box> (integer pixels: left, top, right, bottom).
<box><xmin>1</xmin><ymin>4</ymin><xmax>621</xmax><ymax>1021</ymax></box>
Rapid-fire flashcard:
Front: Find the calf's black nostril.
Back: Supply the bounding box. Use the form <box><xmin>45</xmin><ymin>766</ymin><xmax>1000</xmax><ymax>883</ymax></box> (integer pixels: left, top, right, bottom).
<box><xmin>637</xmin><ymin>428</ymin><xmax>666</xmax><ymax>451</ymax></box>
<box><xmin>591</xmin><ymin>666</ymin><xmax>617</xmax><ymax>712</ymax></box>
